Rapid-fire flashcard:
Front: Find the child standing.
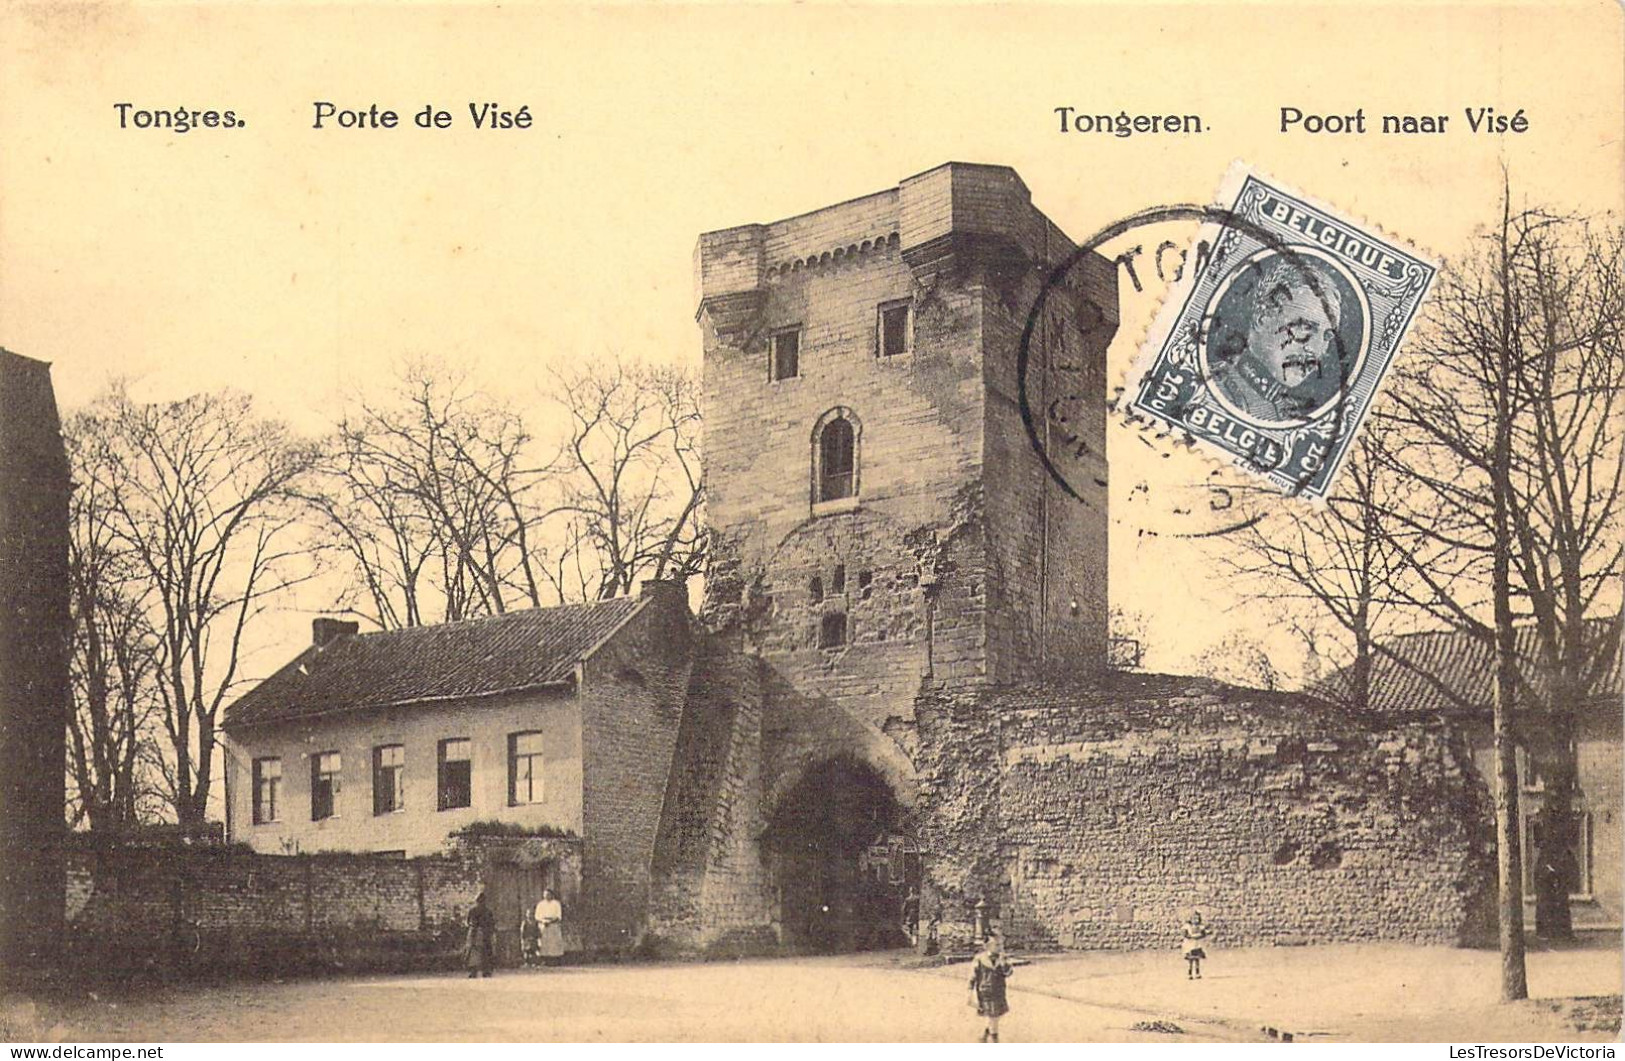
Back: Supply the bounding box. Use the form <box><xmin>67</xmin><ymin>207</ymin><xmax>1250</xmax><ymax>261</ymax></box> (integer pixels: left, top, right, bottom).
<box><xmin>520</xmin><ymin>909</ymin><xmax>542</xmax><ymax>966</ymax></box>
<box><xmin>1181</xmin><ymin>909</ymin><xmax>1209</xmax><ymax>980</ymax></box>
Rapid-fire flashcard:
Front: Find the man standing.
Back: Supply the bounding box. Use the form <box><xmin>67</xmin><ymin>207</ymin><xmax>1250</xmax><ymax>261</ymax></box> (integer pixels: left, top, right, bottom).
<box><xmin>465</xmin><ymin>891</ymin><xmax>495</xmax><ymax>978</ymax></box>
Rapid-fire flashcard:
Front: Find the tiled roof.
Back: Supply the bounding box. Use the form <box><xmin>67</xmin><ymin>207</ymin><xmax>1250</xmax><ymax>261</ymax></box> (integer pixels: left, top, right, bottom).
<box><xmin>1313</xmin><ymin>615</ymin><xmax>1622</xmax><ymax>717</ymax></box>
<box><xmin>224</xmin><ymin>597</ymin><xmax>644</xmax><ymax>728</ymax></box>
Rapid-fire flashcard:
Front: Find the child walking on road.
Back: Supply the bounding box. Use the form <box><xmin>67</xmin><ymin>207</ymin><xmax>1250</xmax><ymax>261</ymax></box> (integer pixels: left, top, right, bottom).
<box><xmin>969</xmin><ymin>933</ymin><xmax>1014</xmax><ymax>1042</ymax></box>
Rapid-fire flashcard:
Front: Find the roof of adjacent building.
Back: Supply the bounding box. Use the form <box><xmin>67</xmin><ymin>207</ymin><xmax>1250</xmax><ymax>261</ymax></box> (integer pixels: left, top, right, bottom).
<box><xmin>1312</xmin><ymin>615</ymin><xmax>1622</xmax><ymax>717</ymax></box>
<box><xmin>224</xmin><ymin>596</ymin><xmax>645</xmax><ymax>729</ymax></box>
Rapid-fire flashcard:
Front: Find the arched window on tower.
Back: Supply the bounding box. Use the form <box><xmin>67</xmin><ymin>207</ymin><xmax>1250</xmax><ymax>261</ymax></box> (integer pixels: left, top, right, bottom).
<box><xmin>812</xmin><ymin>409</ymin><xmax>859</xmax><ymax>507</ymax></box>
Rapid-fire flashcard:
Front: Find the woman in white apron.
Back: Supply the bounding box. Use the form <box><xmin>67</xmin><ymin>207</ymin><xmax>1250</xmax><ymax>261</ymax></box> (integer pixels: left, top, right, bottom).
<box><xmin>534</xmin><ymin>888</ymin><xmax>565</xmax><ymax>965</ymax></box>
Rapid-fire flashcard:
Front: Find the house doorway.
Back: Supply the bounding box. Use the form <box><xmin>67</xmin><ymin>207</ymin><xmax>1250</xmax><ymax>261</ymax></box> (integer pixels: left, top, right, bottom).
<box><xmin>766</xmin><ymin>756</ymin><xmax>915</xmax><ymax>953</ymax></box>
<box><xmin>486</xmin><ymin>860</ymin><xmax>558</xmax><ymax>966</ymax></box>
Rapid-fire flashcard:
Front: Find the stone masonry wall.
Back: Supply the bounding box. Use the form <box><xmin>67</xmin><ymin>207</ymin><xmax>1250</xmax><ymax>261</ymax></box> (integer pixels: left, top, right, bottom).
<box><xmin>578</xmin><ymin>584</ymin><xmax>694</xmax><ymax>951</ymax></box>
<box><xmin>700</xmin><ymin>211</ymin><xmax>983</xmax><ymax>552</ymax></box>
<box><xmin>688</xmin><ymin>166</ymin><xmax>1493</xmax><ymax>957</ymax></box>
<box><xmin>647</xmin><ymin>656</ymin><xmax>1497</xmax><ymax>954</ymax></box>
<box><xmin>62</xmin><ymin>845</ymin><xmax>484</xmax><ymax>979</ymax></box>
<box><xmin>696</xmin><ymin>164</ymin><xmax>1121</xmax><ymax>767</ymax></box>
<box><xmin>739</xmin><ymin>486</ymin><xmax>986</xmax><ymax>792</ymax></box>
<box><xmin>648</xmin><ymin>634</ymin><xmax>776</xmax><ymax>953</ymax></box>
<box><xmin>693</xmin><ymin>169</ymin><xmax>1024</xmax><ymax>856</ymax></box>
<box><xmin>696</xmin><ymin>164</ymin><xmax>998</xmax><ymax>707</ymax></box>
<box><xmin>915</xmin><ymin>674</ymin><xmax>1495</xmax><ymax>951</ymax></box>
<box><xmin>981</xmin><ymin>251</ymin><xmax>1116</xmax><ymax>683</ymax></box>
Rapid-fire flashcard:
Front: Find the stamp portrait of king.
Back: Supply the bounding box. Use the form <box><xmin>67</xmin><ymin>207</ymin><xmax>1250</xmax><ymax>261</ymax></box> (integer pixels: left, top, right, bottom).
<box><xmin>1204</xmin><ymin>250</ymin><xmax>1367</xmax><ymax>427</ymax></box>
<box><xmin>1129</xmin><ymin>169</ymin><xmax>1434</xmax><ymax>500</ymax></box>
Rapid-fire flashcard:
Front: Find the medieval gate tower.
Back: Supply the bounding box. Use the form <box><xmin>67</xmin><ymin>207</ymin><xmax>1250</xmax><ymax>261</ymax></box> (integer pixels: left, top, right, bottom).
<box><xmin>690</xmin><ymin>164</ymin><xmax>1118</xmax><ymax>944</ymax></box>
<box><xmin>697</xmin><ymin>162</ymin><xmax>1118</xmax><ymax>755</ymax></box>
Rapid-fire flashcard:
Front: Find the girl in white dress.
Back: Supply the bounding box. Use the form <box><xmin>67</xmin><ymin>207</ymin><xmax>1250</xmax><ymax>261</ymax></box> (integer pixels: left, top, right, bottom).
<box><xmin>1181</xmin><ymin>910</ymin><xmax>1209</xmax><ymax>980</ymax></box>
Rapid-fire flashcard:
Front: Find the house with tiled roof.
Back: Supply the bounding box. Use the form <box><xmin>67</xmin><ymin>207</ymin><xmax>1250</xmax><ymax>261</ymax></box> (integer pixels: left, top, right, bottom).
<box><xmin>1316</xmin><ymin>616</ymin><xmax>1622</xmax><ymax>929</ymax></box>
<box><xmin>221</xmin><ymin>580</ymin><xmax>693</xmax><ymax>952</ymax></box>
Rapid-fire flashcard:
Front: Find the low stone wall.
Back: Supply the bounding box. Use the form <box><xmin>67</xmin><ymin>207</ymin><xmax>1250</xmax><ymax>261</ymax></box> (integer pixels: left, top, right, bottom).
<box><xmin>64</xmin><ymin>844</ymin><xmax>483</xmax><ymax>980</ymax></box>
<box><xmin>917</xmin><ymin>674</ymin><xmax>1497</xmax><ymax>951</ymax></box>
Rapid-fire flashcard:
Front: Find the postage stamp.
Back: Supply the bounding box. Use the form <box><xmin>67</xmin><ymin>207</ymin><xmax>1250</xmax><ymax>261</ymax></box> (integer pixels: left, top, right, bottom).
<box><xmin>1125</xmin><ymin>166</ymin><xmax>1436</xmax><ymax>500</ymax></box>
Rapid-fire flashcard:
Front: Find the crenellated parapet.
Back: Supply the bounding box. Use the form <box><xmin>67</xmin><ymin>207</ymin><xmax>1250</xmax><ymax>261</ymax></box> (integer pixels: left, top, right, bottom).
<box><xmin>696</xmin><ymin>164</ymin><xmax>1117</xmax><ymax>342</ymax></box>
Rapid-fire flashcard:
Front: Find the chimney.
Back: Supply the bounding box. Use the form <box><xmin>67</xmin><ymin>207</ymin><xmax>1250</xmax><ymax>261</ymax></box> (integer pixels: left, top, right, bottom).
<box><xmin>312</xmin><ymin>617</ymin><xmax>360</xmax><ymax>648</ymax></box>
<box><xmin>640</xmin><ymin>578</ymin><xmax>690</xmax><ymax>613</ymax></box>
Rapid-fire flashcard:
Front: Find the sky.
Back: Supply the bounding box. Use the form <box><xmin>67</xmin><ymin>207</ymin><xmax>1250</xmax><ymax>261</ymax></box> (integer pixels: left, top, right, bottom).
<box><xmin>2</xmin><ymin>0</ymin><xmax>1622</xmax><ymax>686</ymax></box>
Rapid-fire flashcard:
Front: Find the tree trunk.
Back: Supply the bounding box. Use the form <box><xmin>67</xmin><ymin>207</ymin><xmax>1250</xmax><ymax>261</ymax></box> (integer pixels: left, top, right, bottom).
<box><xmin>1533</xmin><ymin>716</ymin><xmax>1578</xmax><ymax>940</ymax></box>
<box><xmin>1492</xmin><ymin>193</ymin><xmax>1528</xmax><ymax>1002</ymax></box>
<box><xmin>1351</xmin><ymin>628</ymin><xmax>1372</xmax><ymax>712</ymax></box>
<box><xmin>1493</xmin><ymin>695</ymin><xmax>1529</xmax><ymax>1000</ymax></box>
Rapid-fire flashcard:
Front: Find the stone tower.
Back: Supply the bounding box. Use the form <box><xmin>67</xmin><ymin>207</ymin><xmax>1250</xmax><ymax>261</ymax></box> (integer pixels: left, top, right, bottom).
<box><xmin>695</xmin><ymin>164</ymin><xmax>1118</xmax><ymax>759</ymax></box>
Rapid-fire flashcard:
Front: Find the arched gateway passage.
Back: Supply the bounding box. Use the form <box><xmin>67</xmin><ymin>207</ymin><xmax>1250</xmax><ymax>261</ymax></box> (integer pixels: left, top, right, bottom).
<box><xmin>765</xmin><ymin>756</ymin><xmax>919</xmax><ymax>953</ymax></box>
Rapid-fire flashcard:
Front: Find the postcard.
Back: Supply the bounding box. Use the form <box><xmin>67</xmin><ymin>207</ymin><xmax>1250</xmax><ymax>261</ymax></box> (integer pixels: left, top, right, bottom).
<box><xmin>1</xmin><ymin>0</ymin><xmax>1620</xmax><ymax>1046</ymax></box>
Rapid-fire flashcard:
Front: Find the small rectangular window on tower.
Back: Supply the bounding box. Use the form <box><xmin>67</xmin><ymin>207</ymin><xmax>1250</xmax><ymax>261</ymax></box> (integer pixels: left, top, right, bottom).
<box><xmin>878</xmin><ymin>301</ymin><xmax>911</xmax><ymax>358</ymax></box>
<box><xmin>819</xmin><ymin>612</ymin><xmax>848</xmax><ymax>649</ymax></box>
<box><xmin>770</xmin><ymin>328</ymin><xmax>801</xmax><ymax>381</ymax></box>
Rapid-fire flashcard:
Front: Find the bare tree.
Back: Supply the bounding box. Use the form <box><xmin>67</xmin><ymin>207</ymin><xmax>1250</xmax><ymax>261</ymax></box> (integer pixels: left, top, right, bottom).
<box><xmin>544</xmin><ymin>359</ymin><xmax>706</xmax><ymax>601</ymax></box>
<box><xmin>1212</xmin><ymin>424</ymin><xmax>1429</xmax><ymax>710</ymax></box>
<box><xmin>79</xmin><ymin>385</ymin><xmax>319</xmax><ymax>825</ymax></box>
<box><xmin>1382</xmin><ymin>203</ymin><xmax>1624</xmax><ymax>951</ymax></box>
<box><xmin>1188</xmin><ymin>632</ymin><xmax>1284</xmax><ymax>691</ymax></box>
<box><xmin>310</xmin><ymin>362</ymin><xmax>555</xmax><ymax>627</ymax></box>
<box><xmin>314</xmin><ymin>357</ymin><xmax>706</xmax><ymax>623</ymax></box>
<box><xmin>63</xmin><ymin>415</ymin><xmax>165</xmax><ymax>830</ymax></box>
